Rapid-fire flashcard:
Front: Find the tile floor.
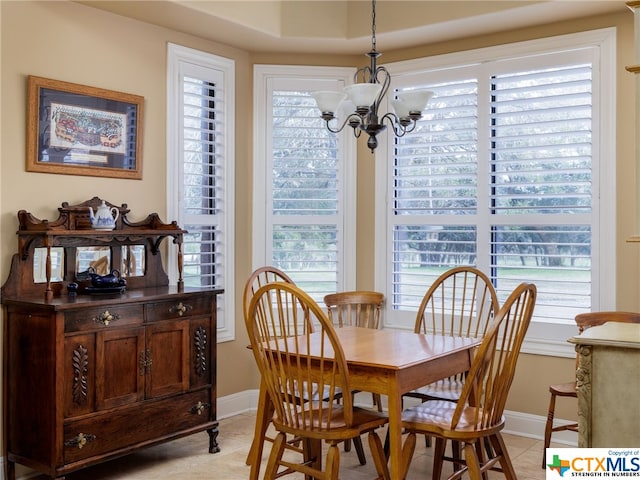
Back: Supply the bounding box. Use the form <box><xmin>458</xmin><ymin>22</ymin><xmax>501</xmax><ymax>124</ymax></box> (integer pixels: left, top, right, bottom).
<box><xmin>29</xmin><ymin>412</ymin><xmax>560</xmax><ymax>479</ymax></box>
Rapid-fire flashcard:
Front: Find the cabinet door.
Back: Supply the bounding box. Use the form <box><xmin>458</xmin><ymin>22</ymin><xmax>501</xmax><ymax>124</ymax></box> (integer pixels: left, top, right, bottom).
<box><xmin>96</xmin><ymin>326</ymin><xmax>145</xmax><ymax>410</ymax></box>
<box><xmin>146</xmin><ymin>319</ymin><xmax>189</xmax><ymax>398</ymax></box>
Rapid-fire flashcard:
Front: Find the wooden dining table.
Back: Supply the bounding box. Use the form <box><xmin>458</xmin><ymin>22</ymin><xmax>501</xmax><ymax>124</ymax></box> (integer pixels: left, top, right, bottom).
<box><xmin>247</xmin><ymin>325</ymin><xmax>480</xmax><ymax>480</ymax></box>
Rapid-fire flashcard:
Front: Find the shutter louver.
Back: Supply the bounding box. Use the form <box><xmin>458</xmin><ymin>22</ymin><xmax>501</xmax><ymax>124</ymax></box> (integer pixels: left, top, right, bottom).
<box><xmin>270</xmin><ymin>89</ymin><xmax>341</xmax><ymax>299</ymax></box>
<box><xmin>181</xmin><ymin>76</ymin><xmax>224</xmax><ymax>289</ymax></box>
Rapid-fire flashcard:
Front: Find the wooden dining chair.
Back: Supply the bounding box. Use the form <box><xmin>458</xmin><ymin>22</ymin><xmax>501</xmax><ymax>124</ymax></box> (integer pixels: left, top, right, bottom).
<box><xmin>246</xmin><ymin>281</ymin><xmax>389</xmax><ymax>480</ymax></box>
<box><xmin>408</xmin><ymin>266</ymin><xmax>499</xmax><ymax>399</ymax></box>
<box><xmin>402</xmin><ymin>266</ymin><xmax>499</xmax><ymax>454</ymax></box>
<box><xmin>542</xmin><ymin>310</ymin><xmax>640</xmax><ymax>467</ymax></box>
<box><xmin>242</xmin><ymin>266</ymin><xmax>296</xmax><ymax>319</ymax></box>
<box><xmin>324</xmin><ymin>290</ymin><xmax>385</xmax><ymax>463</ymax></box>
<box><xmin>242</xmin><ymin>267</ymin><xmax>366</xmax><ymax>474</ymax></box>
<box><xmin>370</xmin><ymin>282</ymin><xmax>536</xmax><ymax>480</ymax></box>
<box><xmin>242</xmin><ymin>266</ymin><xmax>303</xmax><ymax>476</ymax></box>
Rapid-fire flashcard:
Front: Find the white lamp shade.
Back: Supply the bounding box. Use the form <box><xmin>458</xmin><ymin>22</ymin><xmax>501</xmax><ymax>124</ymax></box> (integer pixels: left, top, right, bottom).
<box><xmin>344</xmin><ymin>83</ymin><xmax>383</xmax><ymax>108</ymax></box>
<box><xmin>391</xmin><ymin>99</ymin><xmax>410</xmax><ymax>118</ymax></box>
<box><xmin>311</xmin><ymin>91</ymin><xmax>346</xmax><ymax>113</ymax></box>
<box><xmin>396</xmin><ymin>90</ymin><xmax>434</xmax><ymax>112</ymax></box>
<box><xmin>338</xmin><ymin>99</ymin><xmax>356</xmax><ymax>118</ymax></box>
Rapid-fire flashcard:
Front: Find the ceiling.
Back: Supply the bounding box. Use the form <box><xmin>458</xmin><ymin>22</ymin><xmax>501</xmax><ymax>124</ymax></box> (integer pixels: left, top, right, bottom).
<box><xmin>76</xmin><ymin>1</ymin><xmax>628</xmax><ymax>54</ymax></box>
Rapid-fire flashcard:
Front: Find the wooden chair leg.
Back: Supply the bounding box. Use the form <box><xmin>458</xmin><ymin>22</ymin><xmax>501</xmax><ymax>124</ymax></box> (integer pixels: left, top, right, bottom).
<box><xmin>542</xmin><ymin>391</ymin><xmax>557</xmax><ymax>468</ymax></box>
<box><xmin>368</xmin><ymin>431</ymin><xmax>391</xmax><ymax>480</ymax></box>
<box><xmin>491</xmin><ymin>433</ymin><xmax>517</xmax><ymax>480</ymax></box>
<box><xmin>263</xmin><ymin>432</ymin><xmax>287</xmax><ymax>480</ymax></box>
<box><xmin>401</xmin><ymin>431</ymin><xmax>417</xmax><ymax>480</ymax></box>
<box><xmin>353</xmin><ymin>435</ymin><xmax>367</xmax><ymax>465</ymax></box>
<box><xmin>452</xmin><ymin>440</ymin><xmax>463</xmax><ymax>472</ymax></box>
<box><xmin>373</xmin><ymin>393</ymin><xmax>383</xmax><ymax>412</ymax></box>
<box><xmin>432</xmin><ymin>437</ymin><xmax>447</xmax><ymax>480</ymax></box>
<box><xmin>326</xmin><ymin>443</ymin><xmax>341</xmax><ymax>480</ymax></box>
<box><xmin>463</xmin><ymin>441</ymin><xmax>483</xmax><ymax>480</ymax></box>
<box><xmin>247</xmin><ymin>382</ymin><xmax>273</xmax><ymax>466</ymax></box>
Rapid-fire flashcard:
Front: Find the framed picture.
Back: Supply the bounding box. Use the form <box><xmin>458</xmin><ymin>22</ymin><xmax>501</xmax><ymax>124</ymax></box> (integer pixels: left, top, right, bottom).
<box><xmin>26</xmin><ymin>76</ymin><xmax>144</xmax><ymax>179</ymax></box>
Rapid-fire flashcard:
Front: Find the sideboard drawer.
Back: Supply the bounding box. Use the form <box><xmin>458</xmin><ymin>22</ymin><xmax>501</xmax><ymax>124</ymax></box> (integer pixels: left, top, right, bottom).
<box><xmin>63</xmin><ymin>390</ymin><xmax>214</xmax><ymax>464</ymax></box>
<box><xmin>65</xmin><ymin>305</ymin><xmax>144</xmax><ymax>333</ymax></box>
<box><xmin>146</xmin><ymin>295</ymin><xmax>212</xmax><ymax>322</ymax></box>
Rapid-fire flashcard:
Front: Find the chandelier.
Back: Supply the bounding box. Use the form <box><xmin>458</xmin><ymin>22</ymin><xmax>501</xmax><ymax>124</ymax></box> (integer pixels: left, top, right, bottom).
<box><xmin>311</xmin><ymin>0</ymin><xmax>433</xmax><ymax>153</ymax></box>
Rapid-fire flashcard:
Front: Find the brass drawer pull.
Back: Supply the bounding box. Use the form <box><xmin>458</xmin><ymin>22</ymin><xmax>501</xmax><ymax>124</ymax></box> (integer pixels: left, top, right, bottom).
<box><xmin>93</xmin><ymin>310</ymin><xmax>119</xmax><ymax>326</ymax></box>
<box><xmin>169</xmin><ymin>302</ymin><xmax>192</xmax><ymax>316</ymax></box>
<box><xmin>64</xmin><ymin>432</ymin><xmax>96</xmax><ymax>449</ymax></box>
<box><xmin>191</xmin><ymin>401</ymin><xmax>210</xmax><ymax>415</ymax></box>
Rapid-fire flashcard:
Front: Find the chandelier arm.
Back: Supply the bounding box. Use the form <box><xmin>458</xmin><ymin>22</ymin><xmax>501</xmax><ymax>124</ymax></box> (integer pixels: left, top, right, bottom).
<box><xmin>324</xmin><ymin>114</ymin><xmax>363</xmax><ymax>134</ymax></box>
<box><xmin>355</xmin><ymin>65</ymin><xmax>373</xmax><ymax>84</ymax></box>
<box><xmin>380</xmin><ymin>112</ymin><xmax>418</xmax><ymax>137</ymax></box>
<box><xmin>373</xmin><ymin>66</ymin><xmax>391</xmax><ymax>113</ymax></box>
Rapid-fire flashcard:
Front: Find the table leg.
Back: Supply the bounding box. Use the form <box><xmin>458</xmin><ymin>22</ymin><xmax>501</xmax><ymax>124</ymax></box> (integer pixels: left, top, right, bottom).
<box><xmin>386</xmin><ymin>383</ymin><xmax>403</xmax><ymax>479</ymax></box>
<box><xmin>247</xmin><ymin>380</ymin><xmax>273</xmax><ymax>480</ymax></box>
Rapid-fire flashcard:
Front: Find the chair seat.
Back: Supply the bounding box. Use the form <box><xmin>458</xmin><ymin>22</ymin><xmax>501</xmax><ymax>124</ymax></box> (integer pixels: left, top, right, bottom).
<box><xmin>273</xmin><ymin>404</ymin><xmax>388</xmax><ymax>441</ymax></box>
<box><xmin>405</xmin><ymin>378</ymin><xmax>465</xmax><ymax>402</ymax></box>
<box><xmin>401</xmin><ymin>400</ymin><xmax>505</xmax><ymax>441</ymax></box>
<box><xmin>549</xmin><ymin>381</ymin><xmax>577</xmax><ymax>397</ymax></box>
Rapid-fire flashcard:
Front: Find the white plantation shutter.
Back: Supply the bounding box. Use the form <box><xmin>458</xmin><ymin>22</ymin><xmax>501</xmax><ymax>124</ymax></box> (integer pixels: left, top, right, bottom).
<box><xmin>488</xmin><ymin>62</ymin><xmax>593</xmax><ymax>321</ymax></box>
<box><xmin>181</xmin><ymin>75</ymin><xmax>224</xmax><ymax>288</ymax></box>
<box><xmin>378</xmin><ymin>30</ymin><xmax>615</xmax><ymax>356</ymax></box>
<box><xmin>390</xmin><ymin>78</ymin><xmax>480</xmax><ymax>310</ymax></box>
<box><xmin>167</xmin><ymin>44</ymin><xmax>235</xmax><ymax>342</ymax></box>
<box><xmin>253</xmin><ymin>66</ymin><xmax>356</xmax><ymax>302</ymax></box>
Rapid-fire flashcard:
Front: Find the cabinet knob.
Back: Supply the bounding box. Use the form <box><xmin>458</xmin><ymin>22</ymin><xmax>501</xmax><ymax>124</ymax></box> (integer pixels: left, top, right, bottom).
<box><xmin>94</xmin><ymin>310</ymin><xmax>119</xmax><ymax>326</ymax></box>
<box><xmin>64</xmin><ymin>432</ymin><xmax>96</xmax><ymax>449</ymax></box>
<box><xmin>191</xmin><ymin>401</ymin><xmax>210</xmax><ymax>415</ymax></box>
<box><xmin>170</xmin><ymin>302</ymin><xmax>192</xmax><ymax>316</ymax></box>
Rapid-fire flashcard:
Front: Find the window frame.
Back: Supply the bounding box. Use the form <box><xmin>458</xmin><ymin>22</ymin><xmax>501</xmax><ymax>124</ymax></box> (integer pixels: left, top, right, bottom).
<box><xmin>374</xmin><ymin>28</ymin><xmax>617</xmax><ymax>357</ymax></box>
<box><xmin>252</xmin><ymin>64</ymin><xmax>357</xmax><ymax>295</ymax></box>
<box><xmin>166</xmin><ymin>43</ymin><xmax>236</xmax><ymax>343</ymax></box>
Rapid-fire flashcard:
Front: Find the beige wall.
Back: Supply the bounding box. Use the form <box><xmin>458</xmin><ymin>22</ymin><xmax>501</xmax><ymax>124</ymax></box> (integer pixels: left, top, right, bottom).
<box><xmin>0</xmin><ymin>0</ymin><xmax>636</xmax><ymax>435</ymax></box>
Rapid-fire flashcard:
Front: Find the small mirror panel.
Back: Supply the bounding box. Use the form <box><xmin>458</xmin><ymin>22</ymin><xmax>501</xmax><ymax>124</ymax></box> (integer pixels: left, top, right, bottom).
<box><xmin>76</xmin><ymin>246</ymin><xmax>111</xmax><ymax>276</ymax></box>
<box><xmin>33</xmin><ymin>247</ymin><xmax>64</xmax><ymax>283</ymax></box>
<box><xmin>121</xmin><ymin>245</ymin><xmax>145</xmax><ymax>277</ymax></box>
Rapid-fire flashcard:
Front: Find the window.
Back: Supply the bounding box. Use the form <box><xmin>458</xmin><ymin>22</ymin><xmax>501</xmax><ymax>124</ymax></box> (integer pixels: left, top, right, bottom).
<box><xmin>375</xmin><ymin>29</ymin><xmax>616</xmax><ymax>356</ymax></box>
<box><xmin>167</xmin><ymin>44</ymin><xmax>235</xmax><ymax>342</ymax></box>
<box><xmin>253</xmin><ymin>66</ymin><xmax>357</xmax><ymax>301</ymax></box>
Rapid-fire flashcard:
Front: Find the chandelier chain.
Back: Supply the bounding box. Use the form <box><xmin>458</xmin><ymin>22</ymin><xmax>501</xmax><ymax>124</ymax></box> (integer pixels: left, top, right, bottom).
<box><xmin>371</xmin><ymin>0</ymin><xmax>377</xmax><ymax>52</ymax></box>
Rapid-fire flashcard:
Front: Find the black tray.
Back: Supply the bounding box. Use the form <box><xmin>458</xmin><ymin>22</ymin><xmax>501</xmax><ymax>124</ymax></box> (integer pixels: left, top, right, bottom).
<box><xmin>84</xmin><ymin>285</ymin><xmax>127</xmax><ymax>295</ymax></box>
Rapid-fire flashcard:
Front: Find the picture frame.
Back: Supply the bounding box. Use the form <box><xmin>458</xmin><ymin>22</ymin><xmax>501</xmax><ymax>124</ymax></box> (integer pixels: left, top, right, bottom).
<box><xmin>26</xmin><ymin>76</ymin><xmax>144</xmax><ymax>179</ymax></box>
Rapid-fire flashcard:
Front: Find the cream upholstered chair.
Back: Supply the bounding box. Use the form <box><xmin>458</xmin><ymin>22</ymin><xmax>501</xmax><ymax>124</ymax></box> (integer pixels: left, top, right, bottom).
<box><xmin>542</xmin><ymin>311</ymin><xmax>640</xmax><ymax>467</ymax></box>
<box><xmin>247</xmin><ymin>281</ymin><xmax>389</xmax><ymax>480</ymax></box>
<box><xmin>324</xmin><ymin>290</ymin><xmax>385</xmax><ymax>463</ymax></box>
<box><xmin>370</xmin><ymin>282</ymin><xmax>536</xmax><ymax>480</ymax></box>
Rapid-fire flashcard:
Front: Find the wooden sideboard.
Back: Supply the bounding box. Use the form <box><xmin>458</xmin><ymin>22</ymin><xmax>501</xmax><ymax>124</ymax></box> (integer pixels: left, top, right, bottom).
<box><xmin>1</xmin><ymin>198</ymin><xmax>223</xmax><ymax>479</ymax></box>
<box><xmin>568</xmin><ymin>322</ymin><xmax>640</xmax><ymax>447</ymax></box>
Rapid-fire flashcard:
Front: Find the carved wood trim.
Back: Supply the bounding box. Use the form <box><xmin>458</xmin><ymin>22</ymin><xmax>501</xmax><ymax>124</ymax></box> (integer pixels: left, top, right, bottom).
<box><xmin>194</xmin><ymin>326</ymin><xmax>207</xmax><ymax>377</ymax></box>
<box><xmin>72</xmin><ymin>344</ymin><xmax>89</xmax><ymax>405</ymax></box>
<box><xmin>575</xmin><ymin>344</ymin><xmax>592</xmax><ymax>447</ymax></box>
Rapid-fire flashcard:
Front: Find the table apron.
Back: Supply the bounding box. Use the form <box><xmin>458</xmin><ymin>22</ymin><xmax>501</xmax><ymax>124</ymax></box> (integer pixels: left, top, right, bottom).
<box><xmin>347</xmin><ymin>349</ymin><xmax>472</xmax><ymax>395</ymax></box>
